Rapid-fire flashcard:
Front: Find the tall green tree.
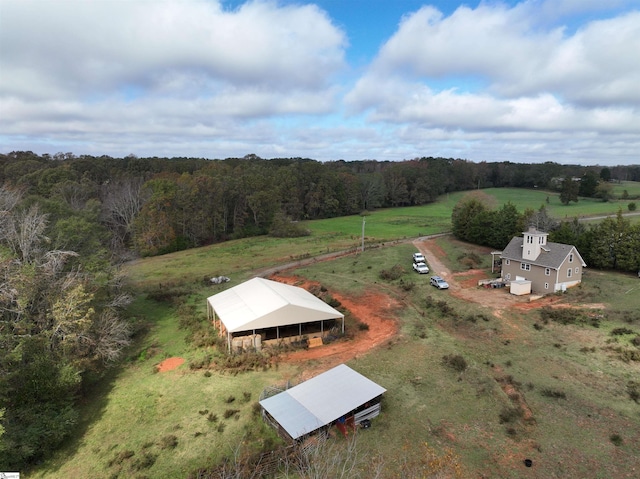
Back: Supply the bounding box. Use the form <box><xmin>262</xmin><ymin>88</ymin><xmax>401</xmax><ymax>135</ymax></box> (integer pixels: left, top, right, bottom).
<box><xmin>588</xmin><ymin>211</ymin><xmax>634</xmax><ymax>270</ymax></box>
<box><xmin>579</xmin><ymin>170</ymin><xmax>599</xmax><ymax>197</ymax></box>
<box><xmin>559</xmin><ymin>176</ymin><xmax>579</xmax><ymax>205</ymax></box>
<box><xmin>451</xmin><ymin>195</ymin><xmax>488</xmax><ymax>242</ymax></box>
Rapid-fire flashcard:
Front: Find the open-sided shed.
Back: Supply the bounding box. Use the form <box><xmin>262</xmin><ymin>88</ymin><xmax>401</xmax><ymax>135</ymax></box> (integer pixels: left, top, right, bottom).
<box><xmin>207</xmin><ymin>277</ymin><xmax>344</xmax><ymax>352</ymax></box>
<box><xmin>260</xmin><ymin>364</ymin><xmax>386</xmax><ymax>442</ymax></box>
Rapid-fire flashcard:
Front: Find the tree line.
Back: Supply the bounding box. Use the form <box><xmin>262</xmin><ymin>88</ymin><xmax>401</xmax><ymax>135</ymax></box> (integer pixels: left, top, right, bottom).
<box><xmin>452</xmin><ymin>193</ymin><xmax>640</xmax><ymax>273</ymax></box>
<box><xmin>2</xmin><ymin>151</ymin><xmax>639</xmax><ymax>257</ymax></box>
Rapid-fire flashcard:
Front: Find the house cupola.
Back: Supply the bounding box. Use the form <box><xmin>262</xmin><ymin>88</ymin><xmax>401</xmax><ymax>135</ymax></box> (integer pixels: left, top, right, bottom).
<box><xmin>522</xmin><ymin>226</ymin><xmax>548</xmax><ymax>261</ymax></box>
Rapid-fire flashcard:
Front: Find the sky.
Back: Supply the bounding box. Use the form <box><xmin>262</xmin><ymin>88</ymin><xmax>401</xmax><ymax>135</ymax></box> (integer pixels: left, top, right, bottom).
<box><xmin>1</xmin><ymin>0</ymin><xmax>639</xmax><ymax>165</ymax></box>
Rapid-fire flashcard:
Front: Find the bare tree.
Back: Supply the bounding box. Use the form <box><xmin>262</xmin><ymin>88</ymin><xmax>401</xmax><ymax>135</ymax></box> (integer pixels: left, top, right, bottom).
<box><xmin>100</xmin><ymin>177</ymin><xmax>147</xmax><ymax>250</ymax></box>
<box><xmin>0</xmin><ymin>185</ymin><xmax>23</xmax><ymax>241</ymax></box>
<box><xmin>92</xmin><ymin>309</ymin><xmax>131</xmax><ymax>363</ymax></box>
<box><xmin>3</xmin><ymin>204</ymin><xmax>49</xmax><ymax>263</ymax></box>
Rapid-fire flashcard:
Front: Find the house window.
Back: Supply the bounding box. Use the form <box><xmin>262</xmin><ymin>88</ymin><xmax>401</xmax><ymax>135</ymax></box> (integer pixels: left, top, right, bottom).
<box><xmin>521</xmin><ymin>263</ymin><xmax>531</xmax><ymax>271</ymax></box>
<box><xmin>567</xmin><ymin>268</ymin><xmax>572</xmax><ymax>278</ymax></box>
<box><xmin>569</xmin><ymin>253</ymin><xmax>574</xmax><ymax>263</ymax></box>
<box><xmin>505</xmin><ymin>259</ymin><xmax>510</xmax><ymax>265</ymax></box>
<box><xmin>545</xmin><ymin>282</ymin><xmax>549</xmax><ymax>289</ymax></box>
<box><xmin>545</xmin><ymin>268</ymin><xmax>551</xmax><ymax>276</ymax></box>
<box><xmin>575</xmin><ymin>267</ymin><xmax>579</xmax><ymax>274</ymax></box>
<box><xmin>506</xmin><ymin>273</ymin><xmax>511</xmax><ymax>280</ymax></box>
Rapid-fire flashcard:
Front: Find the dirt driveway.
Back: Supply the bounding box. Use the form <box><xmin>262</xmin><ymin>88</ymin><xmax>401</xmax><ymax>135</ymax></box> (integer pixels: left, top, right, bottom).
<box><xmin>413</xmin><ymin>238</ymin><xmax>563</xmax><ymax>314</ymax></box>
<box><xmin>270</xmin><ymin>237</ymin><xmax>594</xmax><ymax>373</ymax></box>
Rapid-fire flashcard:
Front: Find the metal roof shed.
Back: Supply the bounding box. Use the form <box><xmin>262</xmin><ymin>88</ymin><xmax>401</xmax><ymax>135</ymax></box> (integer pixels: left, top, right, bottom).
<box><xmin>260</xmin><ymin>364</ymin><xmax>386</xmax><ymax>441</ymax></box>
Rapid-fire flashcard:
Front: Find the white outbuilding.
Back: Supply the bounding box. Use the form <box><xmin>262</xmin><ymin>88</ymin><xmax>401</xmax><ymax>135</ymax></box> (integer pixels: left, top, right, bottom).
<box><xmin>260</xmin><ymin>364</ymin><xmax>386</xmax><ymax>442</ymax></box>
<box><xmin>207</xmin><ymin>277</ymin><xmax>344</xmax><ymax>352</ymax></box>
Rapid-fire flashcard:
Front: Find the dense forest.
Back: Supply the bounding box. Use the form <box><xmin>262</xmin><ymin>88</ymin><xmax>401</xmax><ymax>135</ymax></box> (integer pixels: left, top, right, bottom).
<box><xmin>1</xmin><ymin>150</ymin><xmax>639</xmax><ymax>468</ymax></box>
<box><xmin>2</xmin><ymin>151</ymin><xmax>639</xmax><ymax>258</ymax></box>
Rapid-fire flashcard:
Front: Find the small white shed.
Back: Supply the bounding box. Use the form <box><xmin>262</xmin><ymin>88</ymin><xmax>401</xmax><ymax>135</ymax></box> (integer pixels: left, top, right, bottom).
<box><xmin>510</xmin><ymin>279</ymin><xmax>532</xmax><ymax>296</ymax></box>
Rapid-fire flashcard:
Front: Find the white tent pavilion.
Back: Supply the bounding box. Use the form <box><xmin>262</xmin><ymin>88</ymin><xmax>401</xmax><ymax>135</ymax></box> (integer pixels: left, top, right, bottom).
<box><xmin>207</xmin><ymin>277</ymin><xmax>344</xmax><ymax>352</ymax></box>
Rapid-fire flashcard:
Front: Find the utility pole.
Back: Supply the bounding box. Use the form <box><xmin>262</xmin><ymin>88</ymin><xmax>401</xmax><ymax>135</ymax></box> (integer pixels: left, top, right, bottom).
<box><xmin>361</xmin><ymin>216</ymin><xmax>366</xmax><ymax>253</ymax></box>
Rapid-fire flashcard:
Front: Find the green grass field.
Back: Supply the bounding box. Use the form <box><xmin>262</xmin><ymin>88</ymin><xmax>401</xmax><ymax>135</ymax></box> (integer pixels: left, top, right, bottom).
<box><xmin>28</xmin><ymin>187</ymin><xmax>640</xmax><ymax>478</ymax></box>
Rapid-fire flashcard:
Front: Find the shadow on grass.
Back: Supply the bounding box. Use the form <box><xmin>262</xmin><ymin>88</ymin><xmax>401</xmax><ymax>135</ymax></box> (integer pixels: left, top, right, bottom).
<box><xmin>23</xmin><ymin>360</ymin><xmax>127</xmax><ymax>476</ymax></box>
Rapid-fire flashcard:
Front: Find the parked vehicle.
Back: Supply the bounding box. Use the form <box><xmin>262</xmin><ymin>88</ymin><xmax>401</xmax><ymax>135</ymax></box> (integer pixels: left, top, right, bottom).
<box><xmin>413</xmin><ymin>262</ymin><xmax>430</xmax><ymax>274</ymax></box>
<box><xmin>413</xmin><ymin>252</ymin><xmax>426</xmax><ymax>263</ymax></box>
<box><xmin>430</xmin><ymin>276</ymin><xmax>449</xmax><ymax>289</ymax></box>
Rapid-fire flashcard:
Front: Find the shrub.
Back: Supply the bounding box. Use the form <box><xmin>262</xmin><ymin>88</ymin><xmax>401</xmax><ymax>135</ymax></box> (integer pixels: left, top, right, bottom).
<box><xmin>442</xmin><ymin>354</ymin><xmax>468</xmax><ymax>372</ymax></box>
<box><xmin>131</xmin><ymin>452</ymin><xmax>157</xmax><ymax>470</ymax></box>
<box><xmin>269</xmin><ymin>211</ymin><xmax>311</xmax><ymax>237</ymax></box>
<box><xmin>610</xmin><ymin>434</ymin><xmax>624</xmax><ymax>446</ymax></box>
<box><xmin>457</xmin><ymin>252</ymin><xmax>482</xmax><ymax>269</ymax></box>
<box><xmin>108</xmin><ymin>450</ymin><xmax>135</xmax><ymax>467</ymax></box>
<box><xmin>399</xmin><ymin>278</ymin><xmax>415</xmax><ymax>291</ymax></box>
<box><xmin>611</xmin><ymin>327</ymin><xmax>635</xmax><ymax>336</ymax></box>
<box><xmin>379</xmin><ymin>264</ymin><xmax>405</xmax><ymax>281</ymax></box>
<box><xmin>540</xmin><ymin>388</ymin><xmax>567</xmax><ymax>399</ymax></box>
<box><xmin>327</xmin><ymin>296</ymin><xmax>341</xmax><ymax>308</ymax></box>
<box><xmin>358</xmin><ymin>322</ymin><xmax>370</xmax><ymax>331</ymax></box>
<box><xmin>628</xmin><ymin>202</ymin><xmax>637</xmax><ymax>211</ymax></box>
<box><xmin>539</xmin><ymin>306</ymin><xmax>598</xmax><ymax>326</ymax></box>
<box><xmin>631</xmin><ymin>336</ymin><xmax>640</xmax><ymax>347</ymax></box>
<box><xmin>223</xmin><ymin>409</ymin><xmax>240</xmax><ymax>419</ymax></box>
<box><xmin>224</xmin><ymin>395</ymin><xmax>236</xmax><ymax>404</ymax></box>
<box><xmin>499</xmin><ymin>407</ymin><xmax>523</xmax><ymax>424</ymax></box>
<box><xmin>159</xmin><ymin>434</ymin><xmax>178</xmax><ymax>450</ymax></box>
<box><xmin>627</xmin><ymin>381</ymin><xmax>640</xmax><ymax>403</ymax></box>
<box><xmin>207</xmin><ymin>413</ymin><xmax>218</xmax><ymax>422</ymax></box>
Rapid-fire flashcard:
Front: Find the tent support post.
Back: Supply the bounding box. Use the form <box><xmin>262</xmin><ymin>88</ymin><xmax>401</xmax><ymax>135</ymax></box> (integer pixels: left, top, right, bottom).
<box><xmin>277</xmin><ymin>326</ymin><xmax>279</xmax><ymax>339</ymax></box>
<box><xmin>252</xmin><ymin>329</ymin><xmax>256</xmax><ymax>348</ymax></box>
<box><xmin>342</xmin><ymin>317</ymin><xmax>345</xmax><ymax>334</ymax></box>
<box><xmin>227</xmin><ymin>331</ymin><xmax>231</xmax><ymax>353</ymax></box>
<box><xmin>321</xmin><ymin>320</ymin><xmax>324</xmax><ymax>335</ymax></box>
<box><xmin>299</xmin><ymin>323</ymin><xmax>301</xmax><ymax>337</ymax></box>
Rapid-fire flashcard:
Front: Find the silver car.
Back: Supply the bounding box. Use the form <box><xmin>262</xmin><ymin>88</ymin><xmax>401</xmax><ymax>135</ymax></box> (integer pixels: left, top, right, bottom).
<box><xmin>413</xmin><ymin>262</ymin><xmax>430</xmax><ymax>274</ymax></box>
<box><xmin>430</xmin><ymin>276</ymin><xmax>449</xmax><ymax>289</ymax></box>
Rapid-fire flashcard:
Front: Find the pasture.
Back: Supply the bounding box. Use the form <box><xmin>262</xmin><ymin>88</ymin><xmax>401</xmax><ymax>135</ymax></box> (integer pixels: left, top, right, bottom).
<box><xmin>29</xmin><ymin>188</ymin><xmax>640</xmax><ymax>478</ymax></box>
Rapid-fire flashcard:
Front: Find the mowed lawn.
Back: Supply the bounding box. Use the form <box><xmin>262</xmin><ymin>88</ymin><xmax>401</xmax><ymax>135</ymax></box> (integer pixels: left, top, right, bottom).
<box><xmin>29</xmin><ymin>187</ymin><xmax>640</xmax><ymax>478</ymax></box>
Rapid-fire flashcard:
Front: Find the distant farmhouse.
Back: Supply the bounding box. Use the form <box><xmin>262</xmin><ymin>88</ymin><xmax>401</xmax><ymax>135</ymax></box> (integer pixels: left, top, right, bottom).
<box><xmin>501</xmin><ymin>227</ymin><xmax>586</xmax><ymax>295</ymax></box>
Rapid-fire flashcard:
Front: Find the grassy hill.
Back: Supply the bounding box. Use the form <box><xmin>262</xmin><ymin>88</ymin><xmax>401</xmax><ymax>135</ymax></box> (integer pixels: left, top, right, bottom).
<box><xmin>28</xmin><ymin>187</ymin><xmax>640</xmax><ymax>478</ymax></box>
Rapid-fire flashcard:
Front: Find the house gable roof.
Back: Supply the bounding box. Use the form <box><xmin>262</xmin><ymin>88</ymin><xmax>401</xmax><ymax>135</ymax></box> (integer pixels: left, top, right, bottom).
<box><xmin>259</xmin><ymin>364</ymin><xmax>386</xmax><ymax>440</ymax></box>
<box><xmin>501</xmin><ymin>237</ymin><xmax>586</xmax><ymax>269</ymax></box>
<box><xmin>207</xmin><ymin>277</ymin><xmax>344</xmax><ymax>334</ymax></box>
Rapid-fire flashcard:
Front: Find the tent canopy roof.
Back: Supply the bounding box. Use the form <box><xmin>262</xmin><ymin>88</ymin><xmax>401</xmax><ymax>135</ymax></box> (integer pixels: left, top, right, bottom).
<box><xmin>207</xmin><ymin>277</ymin><xmax>344</xmax><ymax>334</ymax></box>
<box><xmin>260</xmin><ymin>364</ymin><xmax>386</xmax><ymax>440</ymax></box>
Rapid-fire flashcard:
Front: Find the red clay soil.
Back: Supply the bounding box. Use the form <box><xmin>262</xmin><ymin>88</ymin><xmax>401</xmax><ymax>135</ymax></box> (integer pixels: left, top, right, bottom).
<box><xmin>157</xmin><ymin>357</ymin><xmax>185</xmax><ymax>372</ymax></box>
<box><xmin>270</xmin><ymin>274</ymin><xmax>399</xmax><ymax>376</ymax></box>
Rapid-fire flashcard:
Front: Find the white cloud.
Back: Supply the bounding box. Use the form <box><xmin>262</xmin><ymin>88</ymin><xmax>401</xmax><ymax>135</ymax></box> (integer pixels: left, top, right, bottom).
<box><xmin>347</xmin><ymin>3</ymin><xmax>640</xmax><ymax>135</ymax></box>
<box><xmin>0</xmin><ymin>0</ymin><xmax>638</xmax><ymax>165</ymax></box>
<box><xmin>0</xmin><ymin>0</ymin><xmax>346</xmax><ymax>105</ymax></box>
